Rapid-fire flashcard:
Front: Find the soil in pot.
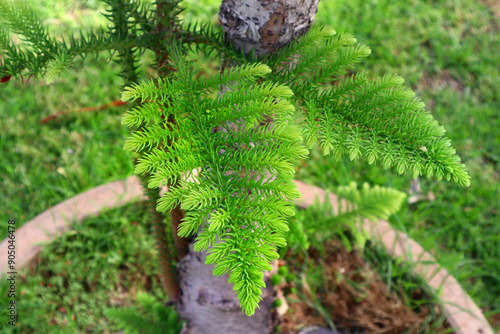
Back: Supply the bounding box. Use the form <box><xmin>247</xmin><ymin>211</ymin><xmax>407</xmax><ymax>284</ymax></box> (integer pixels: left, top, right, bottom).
<box><xmin>278</xmin><ymin>238</ymin><xmax>451</xmax><ymax>334</ymax></box>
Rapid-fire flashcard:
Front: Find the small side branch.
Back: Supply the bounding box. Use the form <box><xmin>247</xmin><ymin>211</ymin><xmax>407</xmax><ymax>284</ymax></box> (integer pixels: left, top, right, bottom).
<box><xmin>155</xmin><ymin>0</ymin><xmax>191</xmax><ymax>260</ymax></box>
<box><xmin>167</xmin><ymin>180</ymin><xmax>190</xmax><ymax>260</ymax></box>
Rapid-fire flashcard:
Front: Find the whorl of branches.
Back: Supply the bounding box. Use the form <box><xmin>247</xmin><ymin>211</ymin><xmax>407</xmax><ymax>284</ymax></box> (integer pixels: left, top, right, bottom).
<box><xmin>122</xmin><ymin>27</ymin><xmax>469</xmax><ymax>314</ymax></box>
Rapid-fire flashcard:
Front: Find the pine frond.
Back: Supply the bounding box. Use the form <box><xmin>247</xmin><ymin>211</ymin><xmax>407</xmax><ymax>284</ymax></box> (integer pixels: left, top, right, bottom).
<box><xmin>194</xmin><ymin>62</ymin><xmax>271</xmax><ymax>91</ymax></box>
<box><xmin>293</xmin><ymin>41</ymin><xmax>371</xmax><ymax>92</ymax></box>
<box><xmin>0</xmin><ymin>0</ymin><xmax>155</xmax><ymax>80</ymax></box>
<box><xmin>0</xmin><ymin>0</ymin><xmax>57</xmax><ymax>54</ymax></box>
<box><xmin>334</xmin><ymin>182</ymin><xmax>407</xmax><ymax>222</ymax></box>
<box><xmin>264</xmin><ymin>25</ymin><xmax>337</xmax><ymax>69</ymax></box>
<box><xmin>65</xmin><ymin>27</ymin><xmax>154</xmax><ymax>57</ymax></box>
<box><xmin>121</xmin><ymin>77</ymin><xmax>172</xmax><ymax>103</ymax></box>
<box><xmin>323</xmin><ymin>182</ymin><xmax>406</xmax><ymax>249</ymax></box>
<box><xmin>102</xmin><ymin>0</ymin><xmax>144</xmax><ymax>83</ymax></box>
<box><xmin>0</xmin><ymin>24</ymin><xmax>31</xmax><ymax>77</ymax></box>
<box><xmin>122</xmin><ymin>101</ymin><xmax>167</xmax><ymax>128</ymax></box>
<box><xmin>123</xmin><ymin>50</ymin><xmax>307</xmax><ymax>316</ymax></box>
<box><xmin>287</xmin><ymin>33</ymin><xmax>369</xmax><ymax>85</ymax></box>
<box><xmin>129</xmin><ymin>0</ymin><xmax>156</xmax><ymax>34</ymax></box>
<box><xmin>300</xmin><ymin>73</ymin><xmax>469</xmax><ymax>185</ymax></box>
<box><xmin>287</xmin><ymin>182</ymin><xmax>406</xmax><ymax>252</ymax></box>
<box><xmin>264</xmin><ymin>26</ymin><xmax>470</xmax><ymax>187</ymax></box>
<box><xmin>154</xmin><ymin>0</ymin><xmax>184</xmax><ymax>31</ymax></box>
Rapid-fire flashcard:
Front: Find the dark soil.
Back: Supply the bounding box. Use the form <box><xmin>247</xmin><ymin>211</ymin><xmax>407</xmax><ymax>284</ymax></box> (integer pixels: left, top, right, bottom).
<box><xmin>279</xmin><ymin>239</ymin><xmax>450</xmax><ymax>334</ymax></box>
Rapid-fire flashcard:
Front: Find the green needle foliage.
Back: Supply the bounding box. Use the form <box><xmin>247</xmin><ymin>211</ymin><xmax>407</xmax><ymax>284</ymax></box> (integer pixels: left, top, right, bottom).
<box><xmin>0</xmin><ymin>0</ymin><xmax>157</xmax><ymax>79</ymax></box>
<box><xmin>262</xmin><ymin>26</ymin><xmax>470</xmax><ymax>186</ymax></box>
<box><xmin>123</xmin><ymin>46</ymin><xmax>308</xmax><ymax>315</ymax></box>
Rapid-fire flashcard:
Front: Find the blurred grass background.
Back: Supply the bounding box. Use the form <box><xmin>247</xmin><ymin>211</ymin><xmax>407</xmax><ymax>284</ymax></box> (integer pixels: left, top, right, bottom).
<box><xmin>0</xmin><ymin>0</ymin><xmax>498</xmax><ymax>330</ymax></box>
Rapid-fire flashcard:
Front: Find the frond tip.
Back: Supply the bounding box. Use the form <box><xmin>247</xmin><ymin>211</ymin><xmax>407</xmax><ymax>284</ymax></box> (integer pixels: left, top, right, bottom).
<box><xmin>44</xmin><ymin>51</ymin><xmax>72</xmax><ymax>84</ymax></box>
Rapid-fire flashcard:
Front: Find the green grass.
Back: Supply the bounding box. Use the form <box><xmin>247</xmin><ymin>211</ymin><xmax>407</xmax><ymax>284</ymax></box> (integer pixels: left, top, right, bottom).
<box><xmin>1</xmin><ymin>0</ymin><xmax>498</xmax><ymax>331</ymax></box>
<box><xmin>0</xmin><ymin>56</ymin><xmax>132</xmax><ymax>228</ymax></box>
<box><xmin>0</xmin><ymin>203</ymin><xmax>172</xmax><ymax>333</ymax></box>
<box><xmin>0</xmin><ymin>0</ymin><xmax>135</xmax><ymax>229</ymax></box>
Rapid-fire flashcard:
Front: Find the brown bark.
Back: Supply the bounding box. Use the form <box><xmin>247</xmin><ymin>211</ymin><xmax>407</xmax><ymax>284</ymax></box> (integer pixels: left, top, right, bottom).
<box><xmin>176</xmin><ymin>1</ymin><xmax>320</xmax><ymax>333</ymax></box>
<box><xmin>177</xmin><ymin>244</ymin><xmax>276</xmax><ymax>334</ymax></box>
<box><xmin>168</xmin><ymin>184</ymin><xmax>190</xmax><ymax>259</ymax></box>
<box><xmin>219</xmin><ymin>0</ymin><xmax>320</xmax><ymax>58</ymax></box>
<box><xmin>139</xmin><ymin>175</ymin><xmax>180</xmax><ymax>300</ymax></box>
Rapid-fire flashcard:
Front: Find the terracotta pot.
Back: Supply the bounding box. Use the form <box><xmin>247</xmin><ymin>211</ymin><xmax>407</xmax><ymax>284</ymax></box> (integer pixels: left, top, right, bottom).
<box><xmin>0</xmin><ymin>177</ymin><xmax>493</xmax><ymax>334</ymax></box>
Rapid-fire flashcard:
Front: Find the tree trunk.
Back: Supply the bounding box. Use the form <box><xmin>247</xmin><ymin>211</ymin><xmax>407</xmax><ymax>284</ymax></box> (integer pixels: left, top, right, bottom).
<box><xmin>219</xmin><ymin>0</ymin><xmax>320</xmax><ymax>58</ymax></box>
<box><xmin>177</xmin><ymin>1</ymin><xmax>319</xmax><ymax>333</ymax></box>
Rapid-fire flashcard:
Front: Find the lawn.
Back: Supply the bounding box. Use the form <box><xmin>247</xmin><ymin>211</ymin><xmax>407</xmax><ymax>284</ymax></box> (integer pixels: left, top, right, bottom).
<box><xmin>1</xmin><ymin>0</ymin><xmax>498</xmax><ymax>331</ymax></box>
